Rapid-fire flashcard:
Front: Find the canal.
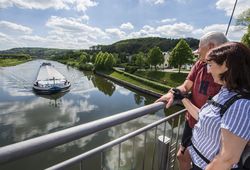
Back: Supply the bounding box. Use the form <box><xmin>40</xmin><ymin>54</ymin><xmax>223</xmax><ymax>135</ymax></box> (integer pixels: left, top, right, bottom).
<box><xmin>0</xmin><ymin>60</ymin><xmax>183</xmax><ymax>170</ymax></box>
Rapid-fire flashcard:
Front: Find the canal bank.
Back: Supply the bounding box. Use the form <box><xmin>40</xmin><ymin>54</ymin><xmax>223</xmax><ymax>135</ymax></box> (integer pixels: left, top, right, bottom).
<box><xmin>94</xmin><ymin>68</ymin><xmax>173</xmax><ymax>99</ymax></box>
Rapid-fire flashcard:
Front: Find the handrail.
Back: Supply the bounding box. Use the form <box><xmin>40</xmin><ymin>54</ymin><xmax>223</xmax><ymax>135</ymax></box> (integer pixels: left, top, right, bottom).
<box><xmin>0</xmin><ymin>102</ymin><xmax>166</xmax><ymax>164</ymax></box>
<box><xmin>46</xmin><ymin>108</ymin><xmax>186</xmax><ymax>170</ymax></box>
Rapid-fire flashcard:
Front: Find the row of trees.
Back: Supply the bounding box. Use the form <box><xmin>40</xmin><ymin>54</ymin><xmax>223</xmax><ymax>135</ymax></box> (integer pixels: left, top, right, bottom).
<box><xmin>0</xmin><ymin>54</ymin><xmax>31</xmax><ymax>60</ymax></box>
<box><xmin>90</xmin><ymin>38</ymin><xmax>194</xmax><ymax>72</ymax></box>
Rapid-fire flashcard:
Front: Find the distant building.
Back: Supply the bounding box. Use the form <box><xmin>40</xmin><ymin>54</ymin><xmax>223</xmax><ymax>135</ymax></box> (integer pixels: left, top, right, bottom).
<box><xmin>159</xmin><ymin>51</ymin><xmax>171</xmax><ymax>69</ymax></box>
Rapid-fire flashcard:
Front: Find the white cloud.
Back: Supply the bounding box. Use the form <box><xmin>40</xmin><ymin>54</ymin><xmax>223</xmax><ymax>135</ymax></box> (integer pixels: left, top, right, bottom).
<box><xmin>192</xmin><ymin>24</ymin><xmax>246</xmax><ymax>41</ymax></box>
<box><xmin>0</xmin><ymin>20</ymin><xmax>32</xmax><ymax>34</ymax></box>
<box><xmin>216</xmin><ymin>0</ymin><xmax>250</xmax><ymax>17</ymax></box>
<box><xmin>20</xmin><ymin>35</ymin><xmax>46</xmax><ymax>42</ymax></box>
<box><xmin>161</xmin><ymin>18</ymin><xmax>177</xmax><ymax>23</ymax></box>
<box><xmin>153</xmin><ymin>0</ymin><xmax>165</xmax><ymax>4</ymax></box>
<box><xmin>156</xmin><ymin>22</ymin><xmax>194</xmax><ymax>37</ymax></box>
<box><xmin>75</xmin><ymin>0</ymin><xmax>98</xmax><ymax>12</ymax></box>
<box><xmin>105</xmin><ymin>28</ymin><xmax>126</xmax><ymax>38</ymax></box>
<box><xmin>46</xmin><ymin>16</ymin><xmax>107</xmax><ymax>39</ymax></box>
<box><xmin>0</xmin><ymin>0</ymin><xmax>12</xmax><ymax>8</ymax></box>
<box><xmin>175</xmin><ymin>0</ymin><xmax>192</xmax><ymax>4</ymax></box>
<box><xmin>120</xmin><ymin>22</ymin><xmax>134</xmax><ymax>30</ymax></box>
<box><xmin>79</xmin><ymin>15</ymin><xmax>90</xmax><ymax>22</ymax></box>
<box><xmin>44</xmin><ymin>16</ymin><xmax>108</xmax><ymax>49</ymax></box>
<box><xmin>139</xmin><ymin>0</ymin><xmax>165</xmax><ymax>5</ymax></box>
<box><xmin>128</xmin><ymin>25</ymin><xmax>159</xmax><ymax>38</ymax></box>
<box><xmin>0</xmin><ymin>0</ymin><xmax>98</xmax><ymax>12</ymax></box>
<box><xmin>0</xmin><ymin>32</ymin><xmax>22</xmax><ymax>49</ymax></box>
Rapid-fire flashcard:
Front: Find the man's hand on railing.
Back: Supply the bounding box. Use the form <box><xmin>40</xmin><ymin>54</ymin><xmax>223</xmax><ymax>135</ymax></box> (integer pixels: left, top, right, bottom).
<box><xmin>155</xmin><ymin>90</ymin><xmax>174</xmax><ymax>108</ymax></box>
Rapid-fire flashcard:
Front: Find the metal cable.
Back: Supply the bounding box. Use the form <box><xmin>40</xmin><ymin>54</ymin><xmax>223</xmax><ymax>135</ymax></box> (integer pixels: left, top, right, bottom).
<box><xmin>225</xmin><ymin>0</ymin><xmax>238</xmax><ymax>36</ymax></box>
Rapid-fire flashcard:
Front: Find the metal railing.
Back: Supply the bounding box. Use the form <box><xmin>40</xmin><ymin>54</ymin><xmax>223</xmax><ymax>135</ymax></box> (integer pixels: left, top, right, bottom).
<box><xmin>0</xmin><ymin>102</ymin><xmax>186</xmax><ymax>170</ymax></box>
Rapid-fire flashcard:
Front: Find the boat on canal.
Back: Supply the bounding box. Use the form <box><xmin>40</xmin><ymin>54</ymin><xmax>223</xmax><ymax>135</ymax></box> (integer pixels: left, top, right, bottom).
<box><xmin>33</xmin><ymin>62</ymin><xmax>71</xmax><ymax>94</ymax></box>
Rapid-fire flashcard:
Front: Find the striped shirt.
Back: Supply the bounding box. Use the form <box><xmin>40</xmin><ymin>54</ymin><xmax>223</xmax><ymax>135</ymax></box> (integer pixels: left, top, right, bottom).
<box><xmin>189</xmin><ymin>87</ymin><xmax>250</xmax><ymax>169</ymax></box>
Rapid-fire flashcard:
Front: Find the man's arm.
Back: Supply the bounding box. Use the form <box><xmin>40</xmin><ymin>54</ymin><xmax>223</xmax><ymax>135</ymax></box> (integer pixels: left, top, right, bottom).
<box><xmin>205</xmin><ymin>129</ymin><xmax>248</xmax><ymax>170</ymax></box>
<box><xmin>177</xmin><ymin>79</ymin><xmax>194</xmax><ymax>94</ymax></box>
<box><xmin>155</xmin><ymin>79</ymin><xmax>193</xmax><ymax>108</ymax></box>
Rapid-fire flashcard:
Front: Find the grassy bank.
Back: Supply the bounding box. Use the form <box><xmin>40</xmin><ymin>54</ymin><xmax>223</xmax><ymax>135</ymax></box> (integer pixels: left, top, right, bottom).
<box><xmin>109</xmin><ymin>71</ymin><xmax>167</xmax><ymax>94</ymax></box>
<box><xmin>107</xmin><ymin>68</ymin><xmax>188</xmax><ymax>95</ymax></box>
<box><xmin>0</xmin><ymin>59</ymin><xmax>31</xmax><ymax>67</ymax></box>
<box><xmin>134</xmin><ymin>70</ymin><xmax>188</xmax><ymax>87</ymax></box>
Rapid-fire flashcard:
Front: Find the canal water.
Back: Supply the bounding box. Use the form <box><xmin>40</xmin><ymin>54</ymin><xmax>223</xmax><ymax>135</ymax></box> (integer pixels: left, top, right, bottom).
<box><xmin>0</xmin><ymin>60</ymin><xmax>183</xmax><ymax>170</ymax></box>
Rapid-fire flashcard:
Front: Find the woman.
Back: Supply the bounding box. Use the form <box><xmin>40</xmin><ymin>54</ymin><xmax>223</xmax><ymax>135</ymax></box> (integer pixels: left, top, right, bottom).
<box><xmin>179</xmin><ymin>42</ymin><xmax>250</xmax><ymax>170</ymax></box>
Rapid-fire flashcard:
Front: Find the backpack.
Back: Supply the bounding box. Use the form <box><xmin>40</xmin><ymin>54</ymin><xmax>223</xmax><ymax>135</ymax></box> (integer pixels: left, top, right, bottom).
<box><xmin>193</xmin><ymin>93</ymin><xmax>250</xmax><ymax>170</ymax></box>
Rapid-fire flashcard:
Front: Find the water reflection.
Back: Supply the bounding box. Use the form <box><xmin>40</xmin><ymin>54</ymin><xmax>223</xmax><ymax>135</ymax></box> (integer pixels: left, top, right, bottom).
<box><xmin>0</xmin><ymin>60</ymin><xmax>182</xmax><ymax>170</ymax></box>
<box><xmin>35</xmin><ymin>90</ymin><xmax>69</xmax><ymax>107</ymax></box>
<box><xmin>91</xmin><ymin>75</ymin><xmax>116</xmax><ymax>96</ymax></box>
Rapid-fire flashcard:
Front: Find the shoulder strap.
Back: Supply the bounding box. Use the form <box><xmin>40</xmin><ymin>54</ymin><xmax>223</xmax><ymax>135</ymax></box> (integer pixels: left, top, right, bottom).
<box><xmin>219</xmin><ymin>94</ymin><xmax>243</xmax><ymax>117</ymax></box>
<box><xmin>191</xmin><ymin>142</ymin><xmax>210</xmax><ymax>164</ymax></box>
<box><xmin>208</xmin><ymin>94</ymin><xmax>249</xmax><ymax>117</ymax></box>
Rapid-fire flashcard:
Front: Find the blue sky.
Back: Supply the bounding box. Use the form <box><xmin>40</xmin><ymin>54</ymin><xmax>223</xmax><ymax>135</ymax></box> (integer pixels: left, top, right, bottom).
<box><xmin>0</xmin><ymin>0</ymin><xmax>249</xmax><ymax>50</ymax></box>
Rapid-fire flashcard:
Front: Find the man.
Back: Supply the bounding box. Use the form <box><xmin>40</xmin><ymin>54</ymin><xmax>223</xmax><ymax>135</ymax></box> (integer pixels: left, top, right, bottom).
<box><xmin>156</xmin><ymin>31</ymin><xmax>228</xmax><ymax>170</ymax></box>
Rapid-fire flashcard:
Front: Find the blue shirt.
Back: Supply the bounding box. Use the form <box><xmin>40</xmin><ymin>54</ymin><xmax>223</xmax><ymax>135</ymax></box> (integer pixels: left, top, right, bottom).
<box><xmin>189</xmin><ymin>87</ymin><xmax>250</xmax><ymax>169</ymax></box>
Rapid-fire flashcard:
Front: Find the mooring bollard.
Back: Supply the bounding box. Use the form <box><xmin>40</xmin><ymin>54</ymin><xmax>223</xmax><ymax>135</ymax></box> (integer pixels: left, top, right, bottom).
<box><xmin>157</xmin><ymin>135</ymin><xmax>170</xmax><ymax>170</ymax></box>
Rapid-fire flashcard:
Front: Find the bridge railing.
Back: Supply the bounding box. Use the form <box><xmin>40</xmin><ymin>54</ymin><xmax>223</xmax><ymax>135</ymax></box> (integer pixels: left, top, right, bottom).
<box><xmin>0</xmin><ymin>102</ymin><xmax>186</xmax><ymax>170</ymax></box>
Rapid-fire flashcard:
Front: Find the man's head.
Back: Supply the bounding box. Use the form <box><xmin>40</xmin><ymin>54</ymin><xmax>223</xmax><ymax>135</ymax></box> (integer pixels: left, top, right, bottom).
<box><xmin>197</xmin><ymin>31</ymin><xmax>228</xmax><ymax>61</ymax></box>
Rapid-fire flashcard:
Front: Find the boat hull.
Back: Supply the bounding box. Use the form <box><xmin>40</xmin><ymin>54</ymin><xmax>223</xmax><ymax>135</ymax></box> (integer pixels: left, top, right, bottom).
<box><xmin>33</xmin><ymin>83</ymin><xmax>71</xmax><ymax>94</ymax></box>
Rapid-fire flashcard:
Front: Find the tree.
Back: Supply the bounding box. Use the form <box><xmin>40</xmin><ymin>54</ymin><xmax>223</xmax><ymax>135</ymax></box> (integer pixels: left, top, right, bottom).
<box><xmin>135</xmin><ymin>52</ymin><xmax>145</xmax><ymax>69</ymax></box>
<box><xmin>131</xmin><ymin>54</ymin><xmax>137</xmax><ymax>65</ymax></box>
<box><xmin>104</xmin><ymin>53</ymin><xmax>115</xmax><ymax>69</ymax></box>
<box><xmin>94</xmin><ymin>51</ymin><xmax>115</xmax><ymax>70</ymax></box>
<box><xmin>94</xmin><ymin>51</ymin><xmax>104</xmax><ymax>70</ymax></box>
<box><xmin>147</xmin><ymin>46</ymin><xmax>164</xmax><ymax>70</ymax></box>
<box><xmin>169</xmin><ymin>39</ymin><xmax>194</xmax><ymax>73</ymax></box>
<box><xmin>80</xmin><ymin>53</ymin><xmax>87</xmax><ymax>64</ymax></box>
<box><xmin>236</xmin><ymin>8</ymin><xmax>250</xmax><ymax>47</ymax></box>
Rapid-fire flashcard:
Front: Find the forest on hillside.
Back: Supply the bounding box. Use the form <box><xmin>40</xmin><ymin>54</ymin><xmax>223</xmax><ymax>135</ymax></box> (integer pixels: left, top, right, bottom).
<box><xmin>0</xmin><ymin>37</ymin><xmax>199</xmax><ymax>58</ymax></box>
<box><xmin>92</xmin><ymin>37</ymin><xmax>199</xmax><ymax>55</ymax></box>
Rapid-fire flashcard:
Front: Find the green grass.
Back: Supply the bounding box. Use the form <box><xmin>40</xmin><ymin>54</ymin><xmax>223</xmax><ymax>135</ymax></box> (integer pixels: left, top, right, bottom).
<box><xmin>109</xmin><ymin>71</ymin><xmax>167</xmax><ymax>94</ymax></box>
<box><xmin>0</xmin><ymin>59</ymin><xmax>31</xmax><ymax>67</ymax></box>
<box><xmin>134</xmin><ymin>70</ymin><xmax>188</xmax><ymax>87</ymax></box>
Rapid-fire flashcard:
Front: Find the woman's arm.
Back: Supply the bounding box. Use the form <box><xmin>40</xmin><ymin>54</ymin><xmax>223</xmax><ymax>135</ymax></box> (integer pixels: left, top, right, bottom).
<box><xmin>205</xmin><ymin>128</ymin><xmax>248</xmax><ymax>170</ymax></box>
<box><xmin>181</xmin><ymin>98</ymin><xmax>199</xmax><ymax>120</ymax></box>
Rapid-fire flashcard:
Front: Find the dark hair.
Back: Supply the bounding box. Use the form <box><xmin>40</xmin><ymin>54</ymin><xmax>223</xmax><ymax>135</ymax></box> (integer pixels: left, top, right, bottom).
<box><xmin>207</xmin><ymin>42</ymin><xmax>250</xmax><ymax>93</ymax></box>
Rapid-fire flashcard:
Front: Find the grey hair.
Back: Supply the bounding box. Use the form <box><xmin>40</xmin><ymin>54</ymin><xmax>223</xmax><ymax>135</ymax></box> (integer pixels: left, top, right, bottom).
<box><xmin>200</xmin><ymin>31</ymin><xmax>228</xmax><ymax>46</ymax></box>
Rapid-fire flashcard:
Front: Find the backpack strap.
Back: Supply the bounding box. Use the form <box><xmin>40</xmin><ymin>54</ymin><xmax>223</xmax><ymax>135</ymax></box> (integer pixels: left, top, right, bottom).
<box><xmin>191</xmin><ymin>142</ymin><xmax>210</xmax><ymax>164</ymax></box>
<box><xmin>208</xmin><ymin>93</ymin><xmax>247</xmax><ymax>117</ymax></box>
<box><xmin>219</xmin><ymin>94</ymin><xmax>244</xmax><ymax>117</ymax></box>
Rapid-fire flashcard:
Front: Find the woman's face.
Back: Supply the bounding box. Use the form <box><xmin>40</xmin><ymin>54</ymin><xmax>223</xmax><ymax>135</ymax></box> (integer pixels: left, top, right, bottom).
<box><xmin>206</xmin><ymin>57</ymin><xmax>228</xmax><ymax>85</ymax></box>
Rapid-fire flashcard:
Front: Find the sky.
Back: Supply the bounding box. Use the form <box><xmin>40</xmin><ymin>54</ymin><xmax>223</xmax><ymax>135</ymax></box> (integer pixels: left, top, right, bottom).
<box><xmin>0</xmin><ymin>0</ymin><xmax>249</xmax><ymax>50</ymax></box>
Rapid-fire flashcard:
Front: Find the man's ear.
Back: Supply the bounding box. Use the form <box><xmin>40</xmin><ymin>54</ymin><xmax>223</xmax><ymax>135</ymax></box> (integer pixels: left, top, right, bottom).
<box><xmin>208</xmin><ymin>43</ymin><xmax>215</xmax><ymax>49</ymax></box>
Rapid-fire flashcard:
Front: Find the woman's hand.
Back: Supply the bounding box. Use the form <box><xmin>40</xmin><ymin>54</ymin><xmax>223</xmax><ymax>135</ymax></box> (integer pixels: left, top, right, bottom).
<box><xmin>181</xmin><ymin>98</ymin><xmax>199</xmax><ymax>120</ymax></box>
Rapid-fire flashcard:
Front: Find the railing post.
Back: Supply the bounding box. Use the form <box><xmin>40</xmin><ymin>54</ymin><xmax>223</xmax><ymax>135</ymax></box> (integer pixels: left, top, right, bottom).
<box><xmin>157</xmin><ymin>135</ymin><xmax>170</xmax><ymax>170</ymax></box>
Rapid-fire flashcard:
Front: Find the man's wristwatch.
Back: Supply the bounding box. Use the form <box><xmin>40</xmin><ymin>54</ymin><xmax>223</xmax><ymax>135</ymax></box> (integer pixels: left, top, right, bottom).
<box><xmin>169</xmin><ymin>88</ymin><xmax>185</xmax><ymax>100</ymax></box>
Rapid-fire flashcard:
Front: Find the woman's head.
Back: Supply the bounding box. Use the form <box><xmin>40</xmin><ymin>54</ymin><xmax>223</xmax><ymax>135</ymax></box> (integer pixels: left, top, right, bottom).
<box><xmin>206</xmin><ymin>42</ymin><xmax>250</xmax><ymax>92</ymax></box>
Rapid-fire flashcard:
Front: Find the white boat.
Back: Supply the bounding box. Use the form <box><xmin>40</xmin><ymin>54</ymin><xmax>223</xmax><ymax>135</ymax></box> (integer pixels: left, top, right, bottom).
<box><xmin>33</xmin><ymin>62</ymin><xmax>71</xmax><ymax>94</ymax></box>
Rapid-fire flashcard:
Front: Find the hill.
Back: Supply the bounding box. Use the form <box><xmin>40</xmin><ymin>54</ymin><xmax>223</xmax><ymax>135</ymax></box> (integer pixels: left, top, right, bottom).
<box><xmin>0</xmin><ymin>47</ymin><xmax>75</xmax><ymax>58</ymax></box>
<box><xmin>92</xmin><ymin>37</ymin><xmax>199</xmax><ymax>54</ymax></box>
